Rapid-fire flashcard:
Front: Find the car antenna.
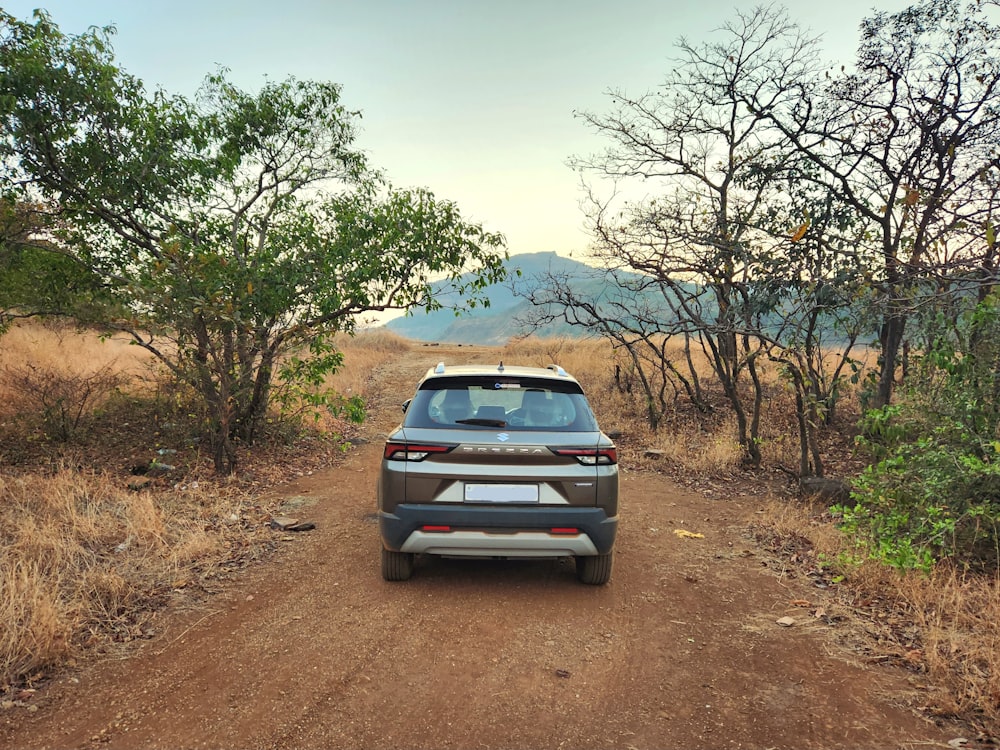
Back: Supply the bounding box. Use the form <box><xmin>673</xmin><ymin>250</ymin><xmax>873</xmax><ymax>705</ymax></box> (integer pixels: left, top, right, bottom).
<box><xmin>498</xmin><ymin>361</ymin><xmax>504</xmax><ymax>372</ymax></box>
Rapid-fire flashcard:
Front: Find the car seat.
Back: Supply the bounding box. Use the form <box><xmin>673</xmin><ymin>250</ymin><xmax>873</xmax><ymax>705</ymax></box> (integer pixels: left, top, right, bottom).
<box><xmin>522</xmin><ymin>389</ymin><xmax>555</xmax><ymax>427</ymax></box>
<box><xmin>439</xmin><ymin>389</ymin><xmax>473</xmax><ymax>423</ymax></box>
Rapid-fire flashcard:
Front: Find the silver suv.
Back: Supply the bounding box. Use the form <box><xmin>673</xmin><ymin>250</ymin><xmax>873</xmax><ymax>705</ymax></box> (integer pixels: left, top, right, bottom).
<box><xmin>377</xmin><ymin>362</ymin><xmax>619</xmax><ymax>584</ymax></box>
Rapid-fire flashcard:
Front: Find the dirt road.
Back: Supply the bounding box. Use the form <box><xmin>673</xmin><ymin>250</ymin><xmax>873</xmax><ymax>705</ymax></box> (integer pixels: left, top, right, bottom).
<box><xmin>1</xmin><ymin>347</ymin><xmax>960</xmax><ymax>749</ymax></box>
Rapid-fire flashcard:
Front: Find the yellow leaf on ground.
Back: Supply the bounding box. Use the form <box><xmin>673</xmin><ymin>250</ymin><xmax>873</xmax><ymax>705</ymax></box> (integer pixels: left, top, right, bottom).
<box><xmin>673</xmin><ymin>529</ymin><xmax>704</xmax><ymax>539</ymax></box>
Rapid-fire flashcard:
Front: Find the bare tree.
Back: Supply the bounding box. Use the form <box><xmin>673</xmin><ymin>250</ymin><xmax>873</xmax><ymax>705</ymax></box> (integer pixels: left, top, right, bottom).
<box><xmin>516</xmin><ymin>260</ymin><xmax>711</xmax><ymax>430</ymax></box>
<box><xmin>562</xmin><ymin>7</ymin><xmax>842</xmax><ymax>468</ymax></box>
<box><xmin>740</xmin><ymin>0</ymin><xmax>1000</xmax><ymax>408</ymax></box>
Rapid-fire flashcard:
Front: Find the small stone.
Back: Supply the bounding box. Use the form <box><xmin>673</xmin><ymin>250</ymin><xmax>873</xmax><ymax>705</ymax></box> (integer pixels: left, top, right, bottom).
<box><xmin>776</xmin><ymin>616</ymin><xmax>796</xmax><ymax>627</ymax></box>
<box><xmin>269</xmin><ymin>516</ymin><xmax>300</xmax><ymax>530</ymax></box>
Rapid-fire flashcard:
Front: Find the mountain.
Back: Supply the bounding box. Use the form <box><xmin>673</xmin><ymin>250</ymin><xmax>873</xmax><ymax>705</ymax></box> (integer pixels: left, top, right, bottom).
<box><xmin>385</xmin><ymin>252</ymin><xmax>610</xmax><ymax>344</ymax></box>
<box><xmin>383</xmin><ymin>250</ymin><xmax>863</xmax><ymax>346</ymax></box>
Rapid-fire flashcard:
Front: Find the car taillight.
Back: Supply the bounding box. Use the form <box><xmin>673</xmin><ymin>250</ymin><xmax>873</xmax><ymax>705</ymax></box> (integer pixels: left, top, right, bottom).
<box><xmin>552</xmin><ymin>447</ymin><xmax>618</xmax><ymax>465</ymax></box>
<box><xmin>383</xmin><ymin>443</ymin><xmax>453</xmax><ymax>461</ymax></box>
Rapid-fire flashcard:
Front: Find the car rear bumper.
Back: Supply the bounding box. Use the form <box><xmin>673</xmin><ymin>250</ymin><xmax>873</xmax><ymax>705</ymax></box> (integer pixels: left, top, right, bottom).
<box><xmin>379</xmin><ymin>504</ymin><xmax>618</xmax><ymax>557</ymax></box>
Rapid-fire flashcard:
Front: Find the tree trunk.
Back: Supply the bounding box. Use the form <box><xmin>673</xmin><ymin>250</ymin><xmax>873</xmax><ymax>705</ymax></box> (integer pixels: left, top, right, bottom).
<box><xmin>874</xmin><ymin>311</ymin><xmax>907</xmax><ymax>409</ymax></box>
<box><xmin>235</xmin><ymin>351</ymin><xmax>274</xmax><ymax>444</ymax></box>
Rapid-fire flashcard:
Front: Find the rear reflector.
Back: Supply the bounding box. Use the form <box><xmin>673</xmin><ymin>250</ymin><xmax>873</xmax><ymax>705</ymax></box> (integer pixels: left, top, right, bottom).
<box><xmin>421</xmin><ymin>525</ymin><xmax>452</xmax><ymax>532</ymax></box>
<box><xmin>550</xmin><ymin>527</ymin><xmax>579</xmax><ymax>535</ymax></box>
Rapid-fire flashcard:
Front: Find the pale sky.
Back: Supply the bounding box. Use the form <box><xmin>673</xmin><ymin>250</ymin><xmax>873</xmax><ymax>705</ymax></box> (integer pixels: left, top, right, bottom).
<box><xmin>5</xmin><ymin>1</ymin><xmax>913</xmax><ymax>257</ymax></box>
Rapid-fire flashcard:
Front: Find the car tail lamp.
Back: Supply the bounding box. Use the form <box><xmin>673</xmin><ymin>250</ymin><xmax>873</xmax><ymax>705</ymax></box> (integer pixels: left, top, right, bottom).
<box><xmin>383</xmin><ymin>443</ymin><xmax>453</xmax><ymax>461</ymax></box>
<box><xmin>552</xmin><ymin>447</ymin><xmax>618</xmax><ymax>465</ymax></box>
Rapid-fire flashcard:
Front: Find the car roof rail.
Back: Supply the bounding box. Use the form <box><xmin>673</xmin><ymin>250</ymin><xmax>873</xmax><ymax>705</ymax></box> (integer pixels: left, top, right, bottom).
<box><xmin>546</xmin><ymin>364</ymin><xmax>568</xmax><ymax>377</ymax></box>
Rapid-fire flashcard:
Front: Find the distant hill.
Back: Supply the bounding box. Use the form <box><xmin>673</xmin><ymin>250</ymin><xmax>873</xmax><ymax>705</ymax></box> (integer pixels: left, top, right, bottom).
<box><xmin>384</xmin><ymin>252</ymin><xmax>616</xmax><ymax>344</ymax></box>
<box><xmin>383</xmin><ymin>250</ymin><xmax>863</xmax><ymax>346</ymax></box>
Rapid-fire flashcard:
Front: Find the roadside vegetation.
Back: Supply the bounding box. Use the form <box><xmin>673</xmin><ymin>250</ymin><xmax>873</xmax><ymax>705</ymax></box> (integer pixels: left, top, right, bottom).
<box><xmin>0</xmin><ymin>323</ymin><xmax>407</xmax><ymax>697</ymax></box>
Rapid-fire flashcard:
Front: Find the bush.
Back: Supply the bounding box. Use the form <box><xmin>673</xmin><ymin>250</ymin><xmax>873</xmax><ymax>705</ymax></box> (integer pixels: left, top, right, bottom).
<box><xmin>838</xmin><ymin>296</ymin><xmax>1000</xmax><ymax>571</ymax></box>
<box><xmin>0</xmin><ymin>360</ymin><xmax>125</xmax><ymax>442</ymax></box>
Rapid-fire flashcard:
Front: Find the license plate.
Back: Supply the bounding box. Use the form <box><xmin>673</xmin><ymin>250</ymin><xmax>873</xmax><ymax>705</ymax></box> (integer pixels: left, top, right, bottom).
<box><xmin>464</xmin><ymin>483</ymin><xmax>539</xmax><ymax>504</ymax></box>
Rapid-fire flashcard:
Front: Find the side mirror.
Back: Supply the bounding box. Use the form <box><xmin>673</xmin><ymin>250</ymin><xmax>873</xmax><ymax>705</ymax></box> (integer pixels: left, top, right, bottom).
<box><xmin>402</xmin><ymin>399</ymin><xmax>411</xmax><ymax>413</ymax></box>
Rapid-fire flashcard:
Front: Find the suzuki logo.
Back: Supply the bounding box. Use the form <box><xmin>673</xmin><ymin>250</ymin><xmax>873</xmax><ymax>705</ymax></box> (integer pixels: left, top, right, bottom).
<box><xmin>497</xmin><ymin>433</ymin><xmax>510</xmax><ymax>442</ymax></box>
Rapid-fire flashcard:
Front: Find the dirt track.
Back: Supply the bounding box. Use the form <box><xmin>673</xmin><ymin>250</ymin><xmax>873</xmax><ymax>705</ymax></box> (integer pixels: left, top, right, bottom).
<box><xmin>0</xmin><ymin>346</ymin><xmax>963</xmax><ymax>749</ymax></box>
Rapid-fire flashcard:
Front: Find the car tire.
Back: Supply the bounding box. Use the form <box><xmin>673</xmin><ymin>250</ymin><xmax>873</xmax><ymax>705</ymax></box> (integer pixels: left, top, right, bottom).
<box><xmin>576</xmin><ymin>550</ymin><xmax>613</xmax><ymax>585</ymax></box>
<box><xmin>381</xmin><ymin>548</ymin><xmax>414</xmax><ymax>581</ymax></box>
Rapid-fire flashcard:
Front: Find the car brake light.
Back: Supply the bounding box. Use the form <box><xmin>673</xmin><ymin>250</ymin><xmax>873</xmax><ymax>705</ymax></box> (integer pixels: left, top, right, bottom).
<box><xmin>552</xmin><ymin>447</ymin><xmax>617</xmax><ymax>465</ymax></box>
<box><xmin>383</xmin><ymin>443</ymin><xmax>453</xmax><ymax>461</ymax></box>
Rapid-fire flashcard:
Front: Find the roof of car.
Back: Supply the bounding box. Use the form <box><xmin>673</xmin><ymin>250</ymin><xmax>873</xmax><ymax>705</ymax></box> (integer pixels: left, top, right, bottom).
<box><xmin>419</xmin><ymin>362</ymin><xmax>579</xmax><ymax>384</ymax></box>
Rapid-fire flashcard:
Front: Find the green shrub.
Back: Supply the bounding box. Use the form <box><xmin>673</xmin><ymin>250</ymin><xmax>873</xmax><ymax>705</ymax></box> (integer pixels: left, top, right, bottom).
<box><xmin>837</xmin><ymin>295</ymin><xmax>1000</xmax><ymax>571</ymax></box>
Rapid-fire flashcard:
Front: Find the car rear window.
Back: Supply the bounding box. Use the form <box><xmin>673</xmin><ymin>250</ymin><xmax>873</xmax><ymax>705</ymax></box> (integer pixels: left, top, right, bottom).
<box><xmin>404</xmin><ymin>376</ymin><xmax>599</xmax><ymax>431</ymax></box>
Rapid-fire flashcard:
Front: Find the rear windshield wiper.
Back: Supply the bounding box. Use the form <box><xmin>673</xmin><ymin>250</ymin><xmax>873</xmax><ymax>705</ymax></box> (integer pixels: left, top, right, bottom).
<box><xmin>455</xmin><ymin>418</ymin><xmax>507</xmax><ymax>427</ymax></box>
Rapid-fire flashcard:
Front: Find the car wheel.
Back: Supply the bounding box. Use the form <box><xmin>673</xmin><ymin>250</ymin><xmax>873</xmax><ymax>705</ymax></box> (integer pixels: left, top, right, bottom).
<box><xmin>576</xmin><ymin>551</ymin><xmax>613</xmax><ymax>585</ymax></box>
<box><xmin>381</xmin><ymin>548</ymin><xmax>414</xmax><ymax>581</ymax></box>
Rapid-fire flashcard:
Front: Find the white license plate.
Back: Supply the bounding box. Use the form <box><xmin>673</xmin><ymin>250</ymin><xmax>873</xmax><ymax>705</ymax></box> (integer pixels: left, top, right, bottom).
<box><xmin>464</xmin><ymin>483</ymin><xmax>539</xmax><ymax>504</ymax></box>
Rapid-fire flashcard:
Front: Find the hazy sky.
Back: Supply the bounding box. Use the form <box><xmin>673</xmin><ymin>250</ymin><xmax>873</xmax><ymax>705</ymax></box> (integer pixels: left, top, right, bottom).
<box><xmin>5</xmin><ymin>1</ymin><xmax>913</xmax><ymax>257</ymax></box>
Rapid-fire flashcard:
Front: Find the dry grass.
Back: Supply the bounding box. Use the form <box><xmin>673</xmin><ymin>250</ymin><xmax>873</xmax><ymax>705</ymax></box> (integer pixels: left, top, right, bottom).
<box><xmin>754</xmin><ymin>498</ymin><xmax>1000</xmax><ymax>731</ymax></box>
<box><xmin>0</xmin><ymin>322</ymin><xmax>153</xmax><ymax>443</ymax></box>
<box><xmin>903</xmin><ymin>569</ymin><xmax>1000</xmax><ymax>719</ymax></box>
<box><xmin>0</xmin><ymin>321</ymin><xmax>152</xmax><ymax>386</ymax></box>
<box><xmin>0</xmin><ymin>323</ymin><xmax>404</xmax><ymax>693</ymax></box>
<box><xmin>326</xmin><ymin>329</ymin><xmax>412</xmax><ymax>398</ymax></box>
<box><xmin>0</xmin><ymin>470</ymin><xmax>261</xmax><ymax>690</ymax></box>
<box><xmin>2</xmin><ymin>324</ymin><xmax>999</xmax><ymax>734</ymax></box>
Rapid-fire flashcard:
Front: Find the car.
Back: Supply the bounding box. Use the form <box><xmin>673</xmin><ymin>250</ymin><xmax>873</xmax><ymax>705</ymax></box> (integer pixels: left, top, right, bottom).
<box><xmin>377</xmin><ymin>361</ymin><xmax>619</xmax><ymax>584</ymax></box>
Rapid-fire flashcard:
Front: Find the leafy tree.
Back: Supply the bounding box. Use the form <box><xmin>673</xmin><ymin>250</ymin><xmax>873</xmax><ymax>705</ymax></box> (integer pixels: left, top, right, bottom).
<box><xmin>0</xmin><ymin>11</ymin><xmax>506</xmax><ymax>473</ymax></box>
<box><xmin>0</xmin><ymin>200</ymin><xmax>111</xmax><ymax>332</ymax></box>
